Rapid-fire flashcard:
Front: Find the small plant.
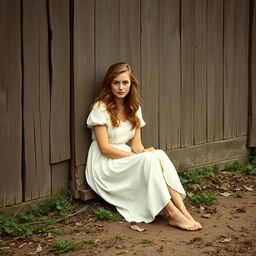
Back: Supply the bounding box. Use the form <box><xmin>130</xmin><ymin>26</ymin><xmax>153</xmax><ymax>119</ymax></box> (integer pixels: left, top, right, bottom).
<box><xmin>113</xmin><ymin>235</ymin><xmax>122</xmax><ymax>242</ymax></box>
<box><xmin>179</xmin><ymin>165</ymin><xmax>219</xmax><ymax>186</ymax></box>
<box><xmin>50</xmin><ymin>238</ymin><xmax>84</xmax><ymax>253</ymax></box>
<box><xmin>112</xmin><ymin>212</ymin><xmax>123</xmax><ymax>222</ymax></box>
<box><xmin>197</xmin><ymin>165</ymin><xmax>219</xmax><ymax>178</ymax></box>
<box><xmin>226</xmin><ymin>161</ymin><xmax>244</xmax><ymax>172</ymax></box>
<box><xmin>235</xmin><ymin>191</ymin><xmax>245</xmax><ymax>198</ymax></box>
<box><xmin>178</xmin><ymin>170</ymin><xmax>201</xmax><ymax>185</ymax></box>
<box><xmin>37</xmin><ymin>193</ymin><xmax>71</xmax><ymax>217</ymax></box>
<box><xmin>191</xmin><ymin>191</ymin><xmax>217</xmax><ymax>206</ymax></box>
<box><xmin>243</xmin><ymin>163</ymin><xmax>256</xmax><ymax>175</ymax></box>
<box><xmin>0</xmin><ymin>192</ymin><xmax>71</xmax><ymax>238</ymax></box>
<box><xmin>243</xmin><ymin>239</ymin><xmax>253</xmax><ymax>246</ymax></box>
<box><xmin>0</xmin><ymin>248</ymin><xmax>9</xmax><ymax>255</ymax></box>
<box><xmin>83</xmin><ymin>239</ymin><xmax>95</xmax><ymax>245</ymax></box>
<box><xmin>95</xmin><ymin>207</ymin><xmax>113</xmax><ymax>220</ymax></box>
<box><xmin>141</xmin><ymin>239</ymin><xmax>153</xmax><ymax>244</ymax></box>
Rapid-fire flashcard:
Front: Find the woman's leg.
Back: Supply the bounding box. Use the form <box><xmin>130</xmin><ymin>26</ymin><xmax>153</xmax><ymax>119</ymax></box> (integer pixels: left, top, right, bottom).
<box><xmin>167</xmin><ymin>186</ymin><xmax>202</xmax><ymax>229</ymax></box>
<box><xmin>164</xmin><ymin>200</ymin><xmax>199</xmax><ymax>231</ymax></box>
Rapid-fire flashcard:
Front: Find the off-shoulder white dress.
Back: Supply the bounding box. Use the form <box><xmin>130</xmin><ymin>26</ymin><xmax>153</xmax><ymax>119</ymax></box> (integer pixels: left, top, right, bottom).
<box><xmin>85</xmin><ymin>102</ymin><xmax>186</xmax><ymax>223</ymax></box>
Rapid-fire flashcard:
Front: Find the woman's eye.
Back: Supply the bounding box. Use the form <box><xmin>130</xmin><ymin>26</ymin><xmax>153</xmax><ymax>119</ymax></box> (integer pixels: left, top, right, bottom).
<box><xmin>123</xmin><ymin>81</ymin><xmax>129</xmax><ymax>85</ymax></box>
<box><xmin>113</xmin><ymin>81</ymin><xmax>119</xmax><ymax>85</ymax></box>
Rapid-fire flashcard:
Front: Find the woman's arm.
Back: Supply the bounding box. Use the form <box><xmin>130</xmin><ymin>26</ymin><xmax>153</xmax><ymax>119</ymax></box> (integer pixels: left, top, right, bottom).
<box><xmin>131</xmin><ymin>128</ymin><xmax>155</xmax><ymax>153</ymax></box>
<box><xmin>94</xmin><ymin>125</ymin><xmax>135</xmax><ymax>159</ymax></box>
<box><xmin>131</xmin><ymin>128</ymin><xmax>144</xmax><ymax>153</ymax></box>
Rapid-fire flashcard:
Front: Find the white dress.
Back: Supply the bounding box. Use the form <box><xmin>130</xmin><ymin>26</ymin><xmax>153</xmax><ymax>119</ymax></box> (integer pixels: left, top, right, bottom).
<box><xmin>85</xmin><ymin>102</ymin><xmax>186</xmax><ymax>223</ymax></box>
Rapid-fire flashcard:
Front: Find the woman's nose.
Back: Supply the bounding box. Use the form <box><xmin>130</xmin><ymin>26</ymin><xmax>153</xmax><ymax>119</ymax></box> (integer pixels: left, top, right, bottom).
<box><xmin>119</xmin><ymin>84</ymin><xmax>124</xmax><ymax>90</ymax></box>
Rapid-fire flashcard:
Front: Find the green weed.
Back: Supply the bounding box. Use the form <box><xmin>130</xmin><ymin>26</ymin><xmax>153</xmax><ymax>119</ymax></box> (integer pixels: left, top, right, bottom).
<box><xmin>0</xmin><ymin>248</ymin><xmax>9</xmax><ymax>255</ymax></box>
<box><xmin>50</xmin><ymin>238</ymin><xmax>84</xmax><ymax>253</ymax></box>
<box><xmin>178</xmin><ymin>170</ymin><xmax>201</xmax><ymax>185</ymax></box>
<box><xmin>235</xmin><ymin>191</ymin><xmax>245</xmax><ymax>198</ymax></box>
<box><xmin>95</xmin><ymin>207</ymin><xmax>113</xmax><ymax>220</ymax></box>
<box><xmin>140</xmin><ymin>239</ymin><xmax>153</xmax><ymax>244</ymax></box>
<box><xmin>243</xmin><ymin>239</ymin><xmax>253</xmax><ymax>246</ymax></box>
<box><xmin>83</xmin><ymin>239</ymin><xmax>95</xmax><ymax>245</ymax></box>
<box><xmin>226</xmin><ymin>161</ymin><xmax>244</xmax><ymax>172</ymax></box>
<box><xmin>179</xmin><ymin>165</ymin><xmax>219</xmax><ymax>185</ymax></box>
<box><xmin>226</xmin><ymin>149</ymin><xmax>256</xmax><ymax>175</ymax></box>
<box><xmin>0</xmin><ymin>193</ymin><xmax>70</xmax><ymax>238</ymax></box>
<box><xmin>113</xmin><ymin>235</ymin><xmax>122</xmax><ymax>242</ymax></box>
<box><xmin>197</xmin><ymin>165</ymin><xmax>219</xmax><ymax>178</ymax></box>
<box><xmin>191</xmin><ymin>191</ymin><xmax>217</xmax><ymax>206</ymax></box>
<box><xmin>112</xmin><ymin>212</ymin><xmax>123</xmax><ymax>222</ymax></box>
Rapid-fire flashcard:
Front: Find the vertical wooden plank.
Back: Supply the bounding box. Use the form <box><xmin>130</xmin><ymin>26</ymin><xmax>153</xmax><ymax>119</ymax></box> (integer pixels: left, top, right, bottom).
<box><xmin>236</xmin><ymin>0</ymin><xmax>249</xmax><ymax>136</ymax></box>
<box><xmin>23</xmin><ymin>0</ymin><xmax>51</xmax><ymax>200</ymax></box>
<box><xmin>95</xmin><ymin>0</ymin><xmax>120</xmax><ymax>90</ymax></box>
<box><xmin>207</xmin><ymin>0</ymin><xmax>224</xmax><ymax>142</ymax></box>
<box><xmin>0</xmin><ymin>0</ymin><xmax>22</xmax><ymax>207</ymax></box>
<box><xmin>73</xmin><ymin>0</ymin><xmax>94</xmax><ymax>167</ymax></box>
<box><xmin>120</xmin><ymin>0</ymin><xmax>141</xmax><ymax>81</ymax></box>
<box><xmin>194</xmin><ymin>0</ymin><xmax>207</xmax><ymax>144</ymax></box>
<box><xmin>49</xmin><ymin>0</ymin><xmax>71</xmax><ymax>163</ymax></box>
<box><xmin>159</xmin><ymin>0</ymin><xmax>181</xmax><ymax>150</ymax></box>
<box><xmin>141</xmin><ymin>0</ymin><xmax>159</xmax><ymax>148</ymax></box>
<box><xmin>248</xmin><ymin>0</ymin><xmax>256</xmax><ymax>146</ymax></box>
<box><xmin>181</xmin><ymin>0</ymin><xmax>194</xmax><ymax>147</ymax></box>
<box><xmin>51</xmin><ymin>161</ymin><xmax>69</xmax><ymax>194</ymax></box>
<box><xmin>224</xmin><ymin>0</ymin><xmax>237</xmax><ymax>139</ymax></box>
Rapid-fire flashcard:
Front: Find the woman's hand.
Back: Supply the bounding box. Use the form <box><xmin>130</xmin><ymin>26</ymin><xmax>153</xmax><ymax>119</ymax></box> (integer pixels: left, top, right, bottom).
<box><xmin>143</xmin><ymin>147</ymin><xmax>155</xmax><ymax>152</ymax></box>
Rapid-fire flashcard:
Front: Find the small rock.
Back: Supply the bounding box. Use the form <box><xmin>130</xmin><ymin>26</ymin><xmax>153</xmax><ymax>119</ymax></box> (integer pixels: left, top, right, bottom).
<box><xmin>18</xmin><ymin>243</ymin><xmax>27</xmax><ymax>248</ymax></box>
<box><xmin>75</xmin><ymin>221</ymin><xmax>83</xmax><ymax>227</ymax></box>
<box><xmin>220</xmin><ymin>237</ymin><xmax>232</xmax><ymax>243</ymax></box>
<box><xmin>35</xmin><ymin>244</ymin><xmax>42</xmax><ymax>253</ymax></box>
<box><xmin>243</xmin><ymin>186</ymin><xmax>254</xmax><ymax>191</ymax></box>
<box><xmin>130</xmin><ymin>225</ymin><xmax>145</xmax><ymax>232</ymax></box>
<box><xmin>220</xmin><ymin>192</ymin><xmax>232</xmax><ymax>197</ymax></box>
<box><xmin>201</xmin><ymin>213</ymin><xmax>211</xmax><ymax>218</ymax></box>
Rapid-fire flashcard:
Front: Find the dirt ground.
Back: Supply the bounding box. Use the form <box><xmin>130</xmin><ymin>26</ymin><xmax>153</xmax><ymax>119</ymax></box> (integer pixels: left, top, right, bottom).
<box><xmin>1</xmin><ymin>171</ymin><xmax>256</xmax><ymax>256</ymax></box>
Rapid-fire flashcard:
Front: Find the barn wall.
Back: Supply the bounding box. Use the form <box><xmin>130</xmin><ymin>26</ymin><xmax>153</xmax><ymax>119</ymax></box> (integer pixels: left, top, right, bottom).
<box><xmin>0</xmin><ymin>0</ymin><xmax>254</xmax><ymax>206</ymax></box>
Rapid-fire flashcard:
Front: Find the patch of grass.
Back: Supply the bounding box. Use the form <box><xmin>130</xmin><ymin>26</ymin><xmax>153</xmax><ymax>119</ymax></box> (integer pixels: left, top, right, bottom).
<box><xmin>179</xmin><ymin>165</ymin><xmax>219</xmax><ymax>186</ymax></box>
<box><xmin>50</xmin><ymin>229</ymin><xmax>68</xmax><ymax>235</ymax></box>
<box><xmin>197</xmin><ymin>165</ymin><xmax>219</xmax><ymax>178</ymax></box>
<box><xmin>191</xmin><ymin>191</ymin><xmax>217</xmax><ymax>206</ymax></box>
<box><xmin>95</xmin><ymin>207</ymin><xmax>113</xmax><ymax>220</ymax></box>
<box><xmin>243</xmin><ymin>163</ymin><xmax>256</xmax><ymax>175</ymax></box>
<box><xmin>83</xmin><ymin>239</ymin><xmax>95</xmax><ymax>245</ymax></box>
<box><xmin>113</xmin><ymin>235</ymin><xmax>122</xmax><ymax>243</ymax></box>
<box><xmin>0</xmin><ymin>192</ymin><xmax>71</xmax><ymax>238</ymax></box>
<box><xmin>112</xmin><ymin>212</ymin><xmax>123</xmax><ymax>222</ymax></box>
<box><xmin>226</xmin><ymin>149</ymin><xmax>256</xmax><ymax>175</ymax></box>
<box><xmin>178</xmin><ymin>170</ymin><xmax>201</xmax><ymax>185</ymax></box>
<box><xmin>226</xmin><ymin>161</ymin><xmax>244</xmax><ymax>172</ymax></box>
<box><xmin>140</xmin><ymin>239</ymin><xmax>153</xmax><ymax>244</ymax></box>
<box><xmin>0</xmin><ymin>248</ymin><xmax>9</xmax><ymax>255</ymax></box>
<box><xmin>235</xmin><ymin>191</ymin><xmax>245</xmax><ymax>198</ymax></box>
<box><xmin>17</xmin><ymin>192</ymin><xmax>71</xmax><ymax>223</ymax></box>
<box><xmin>243</xmin><ymin>239</ymin><xmax>253</xmax><ymax>246</ymax></box>
<box><xmin>50</xmin><ymin>238</ymin><xmax>85</xmax><ymax>253</ymax></box>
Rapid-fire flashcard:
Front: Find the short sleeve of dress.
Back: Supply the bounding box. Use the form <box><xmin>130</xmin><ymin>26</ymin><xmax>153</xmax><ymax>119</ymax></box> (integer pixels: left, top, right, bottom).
<box><xmin>136</xmin><ymin>106</ymin><xmax>146</xmax><ymax>128</ymax></box>
<box><xmin>87</xmin><ymin>102</ymin><xmax>109</xmax><ymax>128</ymax></box>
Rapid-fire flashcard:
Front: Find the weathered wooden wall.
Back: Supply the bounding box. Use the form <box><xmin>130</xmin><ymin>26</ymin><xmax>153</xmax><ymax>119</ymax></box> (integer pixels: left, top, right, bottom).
<box><xmin>0</xmin><ymin>0</ymin><xmax>255</xmax><ymax>206</ymax></box>
<box><xmin>0</xmin><ymin>0</ymin><xmax>70</xmax><ymax>207</ymax></box>
<box><xmin>249</xmin><ymin>0</ymin><xmax>256</xmax><ymax>146</ymax></box>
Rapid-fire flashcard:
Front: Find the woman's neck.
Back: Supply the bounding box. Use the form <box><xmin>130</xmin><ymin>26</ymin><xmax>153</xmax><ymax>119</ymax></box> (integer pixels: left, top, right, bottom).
<box><xmin>115</xmin><ymin>98</ymin><xmax>124</xmax><ymax>109</ymax></box>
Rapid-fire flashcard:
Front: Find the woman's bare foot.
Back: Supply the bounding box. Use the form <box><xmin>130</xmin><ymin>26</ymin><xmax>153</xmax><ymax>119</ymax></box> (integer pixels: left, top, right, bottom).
<box><xmin>180</xmin><ymin>210</ymin><xmax>202</xmax><ymax>229</ymax></box>
<box><xmin>168</xmin><ymin>210</ymin><xmax>200</xmax><ymax>231</ymax></box>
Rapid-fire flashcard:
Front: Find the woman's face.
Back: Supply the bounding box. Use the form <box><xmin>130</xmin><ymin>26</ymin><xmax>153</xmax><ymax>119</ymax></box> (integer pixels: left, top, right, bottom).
<box><xmin>111</xmin><ymin>72</ymin><xmax>131</xmax><ymax>101</ymax></box>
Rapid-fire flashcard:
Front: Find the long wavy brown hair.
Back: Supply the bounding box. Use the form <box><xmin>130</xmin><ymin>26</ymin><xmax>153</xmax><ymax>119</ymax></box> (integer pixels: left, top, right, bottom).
<box><xmin>91</xmin><ymin>62</ymin><xmax>141</xmax><ymax>129</ymax></box>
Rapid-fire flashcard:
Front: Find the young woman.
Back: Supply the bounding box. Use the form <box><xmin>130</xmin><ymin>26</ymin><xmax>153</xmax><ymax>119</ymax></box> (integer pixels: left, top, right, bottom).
<box><xmin>85</xmin><ymin>62</ymin><xmax>202</xmax><ymax>231</ymax></box>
